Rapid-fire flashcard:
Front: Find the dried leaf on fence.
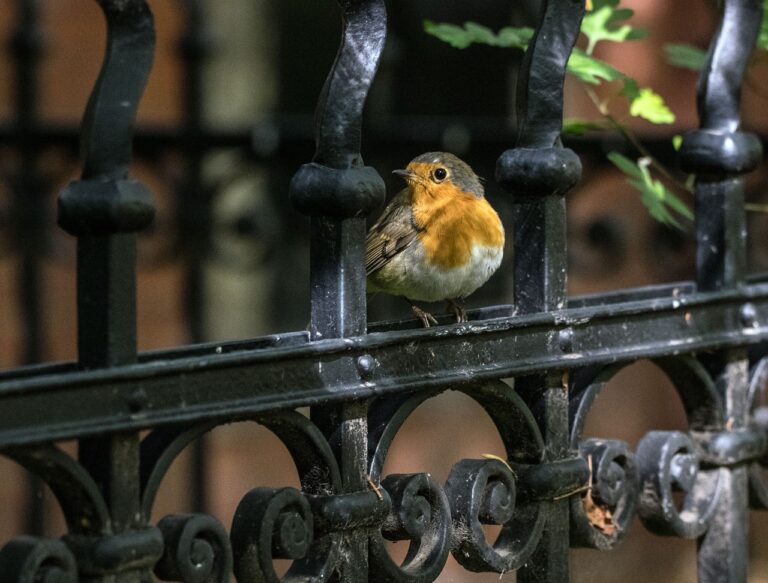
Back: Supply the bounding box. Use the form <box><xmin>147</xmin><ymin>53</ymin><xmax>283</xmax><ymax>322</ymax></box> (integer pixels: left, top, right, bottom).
<box><xmin>582</xmin><ymin>489</ymin><xmax>616</xmax><ymax>535</ymax></box>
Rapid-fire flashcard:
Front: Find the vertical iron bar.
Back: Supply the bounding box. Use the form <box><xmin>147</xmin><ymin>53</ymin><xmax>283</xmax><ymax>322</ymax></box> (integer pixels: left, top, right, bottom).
<box><xmin>308</xmin><ymin>213</ymin><xmax>368</xmax><ymax>579</ymax></box>
<box><xmin>309</xmin><ymin>217</ymin><xmax>368</xmax><ymax>340</ymax></box>
<box><xmin>512</xmin><ymin>198</ymin><xmax>567</xmax><ymax>315</ymax></box>
<box><xmin>698</xmin><ymin>350</ymin><xmax>750</xmax><ymax>583</ymax></box>
<box><xmin>679</xmin><ymin>1</ymin><xmax>763</xmax><ymax>581</ymax></box>
<box><xmin>178</xmin><ymin>0</ymin><xmax>211</xmax><ymax>515</ymax></box>
<box><xmin>289</xmin><ymin>0</ymin><xmax>386</xmax><ymax>578</ymax></box>
<box><xmin>76</xmin><ymin>233</ymin><xmax>138</xmax><ymax>369</ymax></box>
<box><xmin>57</xmin><ymin>2</ymin><xmax>156</xmax><ymax>580</ymax></box>
<box><xmin>178</xmin><ymin>0</ymin><xmax>209</xmax><ymax>345</ymax></box>
<box><xmin>12</xmin><ymin>0</ymin><xmax>44</xmax><ymax>366</ymax></box>
<box><xmin>496</xmin><ymin>0</ymin><xmax>584</xmax><ymax>580</ymax></box>
<box><xmin>11</xmin><ymin>0</ymin><xmax>47</xmax><ymax>537</ymax></box>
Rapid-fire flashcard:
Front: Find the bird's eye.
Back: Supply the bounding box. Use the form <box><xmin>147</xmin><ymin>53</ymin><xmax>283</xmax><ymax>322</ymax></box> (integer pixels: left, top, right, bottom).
<box><xmin>433</xmin><ymin>167</ymin><xmax>447</xmax><ymax>182</ymax></box>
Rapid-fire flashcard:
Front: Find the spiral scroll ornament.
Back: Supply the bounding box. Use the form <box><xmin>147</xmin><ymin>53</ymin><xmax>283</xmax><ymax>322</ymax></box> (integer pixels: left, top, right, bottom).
<box><xmin>368</xmin><ymin>473</ymin><xmax>451</xmax><ymax>583</ymax></box>
<box><xmin>367</xmin><ymin>382</ymin><xmax>548</xmax><ymax>578</ymax></box>
<box><xmin>141</xmin><ymin>412</ymin><xmax>344</xmax><ymax>582</ymax></box>
<box><xmin>231</xmin><ymin>487</ymin><xmax>335</xmax><ymax>583</ymax></box>
<box><xmin>0</xmin><ymin>536</ymin><xmax>78</xmax><ymax>583</ymax></box>
<box><xmin>568</xmin><ymin>358</ymin><xmax>728</xmax><ymax>546</ymax></box>
<box><xmin>636</xmin><ymin>431</ymin><xmax>722</xmax><ymax>538</ymax></box>
<box><xmin>154</xmin><ymin>514</ymin><xmax>232</xmax><ymax>583</ymax></box>
<box><xmin>747</xmin><ymin>357</ymin><xmax>768</xmax><ymax>508</ymax></box>
<box><xmin>570</xmin><ymin>439</ymin><xmax>638</xmax><ymax>549</ymax></box>
<box><xmin>445</xmin><ymin>458</ymin><xmax>540</xmax><ymax>573</ymax></box>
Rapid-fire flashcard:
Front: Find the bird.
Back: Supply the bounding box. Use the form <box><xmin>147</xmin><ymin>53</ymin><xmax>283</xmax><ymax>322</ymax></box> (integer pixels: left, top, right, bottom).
<box><xmin>366</xmin><ymin>152</ymin><xmax>504</xmax><ymax>327</ymax></box>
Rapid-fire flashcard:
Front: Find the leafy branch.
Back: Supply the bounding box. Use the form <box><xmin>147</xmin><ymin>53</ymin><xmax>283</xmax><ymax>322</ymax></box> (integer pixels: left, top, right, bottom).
<box><xmin>607</xmin><ymin>152</ymin><xmax>693</xmax><ymax>229</ymax></box>
<box><xmin>424</xmin><ymin>0</ymin><xmax>696</xmax><ymax>229</ymax></box>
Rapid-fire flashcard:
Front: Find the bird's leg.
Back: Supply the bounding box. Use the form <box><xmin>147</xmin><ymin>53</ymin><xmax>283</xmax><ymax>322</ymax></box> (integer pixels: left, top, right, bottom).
<box><xmin>406</xmin><ymin>299</ymin><xmax>438</xmax><ymax>327</ymax></box>
<box><xmin>446</xmin><ymin>298</ymin><xmax>467</xmax><ymax>323</ymax></box>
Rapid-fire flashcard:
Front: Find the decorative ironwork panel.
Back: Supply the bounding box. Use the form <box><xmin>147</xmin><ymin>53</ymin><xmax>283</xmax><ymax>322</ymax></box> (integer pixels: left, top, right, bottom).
<box><xmin>0</xmin><ymin>0</ymin><xmax>766</xmax><ymax>582</ymax></box>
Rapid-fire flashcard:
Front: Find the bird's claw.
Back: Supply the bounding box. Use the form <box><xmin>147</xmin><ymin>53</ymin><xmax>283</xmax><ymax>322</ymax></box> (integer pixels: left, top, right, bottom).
<box><xmin>446</xmin><ymin>299</ymin><xmax>467</xmax><ymax>323</ymax></box>
<box><xmin>411</xmin><ymin>304</ymin><xmax>438</xmax><ymax>328</ymax></box>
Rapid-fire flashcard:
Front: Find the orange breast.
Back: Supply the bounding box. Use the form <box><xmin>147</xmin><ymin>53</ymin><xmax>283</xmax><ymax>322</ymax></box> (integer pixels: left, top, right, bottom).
<box><xmin>411</xmin><ymin>183</ymin><xmax>504</xmax><ymax>269</ymax></box>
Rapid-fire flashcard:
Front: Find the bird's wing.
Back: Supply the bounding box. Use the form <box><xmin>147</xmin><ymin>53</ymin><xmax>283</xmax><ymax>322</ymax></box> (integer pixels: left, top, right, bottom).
<box><xmin>366</xmin><ymin>189</ymin><xmax>421</xmax><ymax>276</ymax></box>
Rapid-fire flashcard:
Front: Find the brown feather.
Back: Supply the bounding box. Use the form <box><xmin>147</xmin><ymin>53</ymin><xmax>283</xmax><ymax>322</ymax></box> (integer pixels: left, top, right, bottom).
<box><xmin>365</xmin><ymin>189</ymin><xmax>421</xmax><ymax>276</ymax></box>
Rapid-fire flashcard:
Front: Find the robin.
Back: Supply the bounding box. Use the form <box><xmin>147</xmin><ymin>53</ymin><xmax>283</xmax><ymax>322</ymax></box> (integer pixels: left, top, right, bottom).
<box><xmin>366</xmin><ymin>152</ymin><xmax>505</xmax><ymax>327</ymax></box>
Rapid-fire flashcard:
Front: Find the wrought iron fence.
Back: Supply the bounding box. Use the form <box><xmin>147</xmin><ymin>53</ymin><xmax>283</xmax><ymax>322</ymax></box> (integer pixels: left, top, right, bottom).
<box><xmin>0</xmin><ymin>0</ymin><xmax>767</xmax><ymax>581</ymax></box>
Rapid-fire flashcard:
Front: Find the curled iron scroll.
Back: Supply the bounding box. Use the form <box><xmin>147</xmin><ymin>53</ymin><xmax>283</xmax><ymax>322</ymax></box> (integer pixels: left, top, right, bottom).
<box><xmin>569</xmin><ymin>357</ymin><xmax>725</xmax><ymax>545</ymax></box>
<box><xmin>446</xmin><ymin>383</ymin><xmax>546</xmax><ymax>573</ymax></box>
<box><xmin>747</xmin><ymin>357</ymin><xmax>768</xmax><ymax>507</ymax></box>
<box><xmin>444</xmin><ymin>457</ymin><xmax>529</xmax><ymax>573</ymax></box>
<box><xmin>636</xmin><ymin>431</ymin><xmax>723</xmax><ymax>538</ymax></box>
<box><xmin>367</xmin><ymin>392</ymin><xmax>452</xmax><ymax>582</ymax></box>
<box><xmin>0</xmin><ymin>536</ymin><xmax>78</xmax><ymax>583</ymax></box>
<box><xmin>140</xmin><ymin>411</ymin><xmax>343</xmax><ymax>581</ymax></box>
<box><xmin>570</xmin><ymin>438</ymin><xmax>637</xmax><ymax>549</ymax></box>
<box><xmin>231</xmin><ymin>488</ymin><xmax>321</xmax><ymax>583</ymax></box>
<box><xmin>367</xmin><ymin>381</ymin><xmax>547</xmax><ymax>578</ymax></box>
<box><xmin>569</xmin><ymin>365</ymin><xmax>640</xmax><ymax>548</ymax></box>
<box><xmin>369</xmin><ymin>472</ymin><xmax>451</xmax><ymax>583</ymax></box>
<box><xmin>154</xmin><ymin>513</ymin><xmax>232</xmax><ymax>583</ymax></box>
<box><xmin>3</xmin><ymin>444</ymin><xmax>110</xmax><ymax>536</ymax></box>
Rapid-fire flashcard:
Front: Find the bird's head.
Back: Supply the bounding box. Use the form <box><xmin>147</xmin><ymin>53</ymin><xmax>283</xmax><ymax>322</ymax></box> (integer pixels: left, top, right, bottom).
<box><xmin>393</xmin><ymin>152</ymin><xmax>485</xmax><ymax>199</ymax></box>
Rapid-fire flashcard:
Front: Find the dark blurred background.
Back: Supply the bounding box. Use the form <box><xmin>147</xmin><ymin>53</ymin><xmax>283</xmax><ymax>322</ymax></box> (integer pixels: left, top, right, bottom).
<box><xmin>0</xmin><ymin>0</ymin><xmax>768</xmax><ymax>581</ymax></box>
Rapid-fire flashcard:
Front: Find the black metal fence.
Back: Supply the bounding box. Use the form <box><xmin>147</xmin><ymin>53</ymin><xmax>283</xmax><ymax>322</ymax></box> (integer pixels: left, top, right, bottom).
<box><xmin>0</xmin><ymin>0</ymin><xmax>767</xmax><ymax>581</ymax></box>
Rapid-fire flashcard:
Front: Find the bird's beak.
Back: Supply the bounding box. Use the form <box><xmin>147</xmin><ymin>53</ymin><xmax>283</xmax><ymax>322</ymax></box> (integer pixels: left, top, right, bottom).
<box><xmin>392</xmin><ymin>168</ymin><xmax>415</xmax><ymax>181</ymax></box>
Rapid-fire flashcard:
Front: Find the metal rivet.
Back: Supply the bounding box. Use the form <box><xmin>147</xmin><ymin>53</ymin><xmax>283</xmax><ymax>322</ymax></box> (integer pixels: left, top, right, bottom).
<box><xmin>356</xmin><ymin>355</ymin><xmax>376</xmax><ymax>378</ymax></box>
<box><xmin>558</xmin><ymin>328</ymin><xmax>573</xmax><ymax>353</ymax></box>
<box><xmin>127</xmin><ymin>387</ymin><xmax>148</xmax><ymax>413</ymax></box>
<box><xmin>740</xmin><ymin>303</ymin><xmax>757</xmax><ymax>328</ymax></box>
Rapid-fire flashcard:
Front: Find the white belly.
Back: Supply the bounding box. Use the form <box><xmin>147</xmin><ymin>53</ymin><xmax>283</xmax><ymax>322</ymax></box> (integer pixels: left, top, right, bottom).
<box><xmin>369</xmin><ymin>243</ymin><xmax>503</xmax><ymax>302</ymax></box>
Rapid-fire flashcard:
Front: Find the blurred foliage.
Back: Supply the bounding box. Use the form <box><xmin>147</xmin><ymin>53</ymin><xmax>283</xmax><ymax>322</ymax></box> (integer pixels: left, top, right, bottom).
<box><xmin>608</xmin><ymin>152</ymin><xmax>693</xmax><ymax>228</ymax></box>
<box><xmin>424</xmin><ymin>0</ymin><xmax>691</xmax><ymax>228</ymax></box>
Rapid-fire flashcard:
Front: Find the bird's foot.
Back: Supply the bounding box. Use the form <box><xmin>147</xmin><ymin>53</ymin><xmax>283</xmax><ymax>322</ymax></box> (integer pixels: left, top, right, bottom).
<box><xmin>446</xmin><ymin>299</ymin><xmax>467</xmax><ymax>323</ymax></box>
<box><xmin>411</xmin><ymin>304</ymin><xmax>438</xmax><ymax>328</ymax></box>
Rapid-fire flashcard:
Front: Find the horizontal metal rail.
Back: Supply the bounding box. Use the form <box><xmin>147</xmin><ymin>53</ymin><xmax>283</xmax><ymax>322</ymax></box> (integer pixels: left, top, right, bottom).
<box><xmin>0</xmin><ymin>281</ymin><xmax>766</xmax><ymax>447</ymax></box>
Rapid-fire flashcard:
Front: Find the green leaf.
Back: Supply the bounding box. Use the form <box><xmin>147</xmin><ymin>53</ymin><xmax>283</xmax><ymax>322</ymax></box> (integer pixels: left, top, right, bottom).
<box><xmin>591</xmin><ymin>0</ymin><xmax>619</xmax><ymax>10</ymax></box>
<box><xmin>590</xmin><ymin>0</ymin><xmax>617</xmax><ymax>10</ymax></box>
<box><xmin>628</xmin><ymin>88</ymin><xmax>675</xmax><ymax>124</ymax></box>
<box><xmin>621</xmin><ymin>77</ymin><xmax>640</xmax><ymax>102</ymax></box>
<box><xmin>562</xmin><ymin>118</ymin><xmax>611</xmax><ymax>135</ymax></box>
<box><xmin>633</xmin><ymin>178</ymin><xmax>684</xmax><ymax>229</ymax></box>
<box><xmin>663</xmin><ymin>188</ymin><xmax>695</xmax><ymax>220</ymax></box>
<box><xmin>672</xmin><ymin>134</ymin><xmax>683</xmax><ymax>151</ymax></box>
<box><xmin>496</xmin><ymin>26</ymin><xmax>534</xmax><ymax>49</ymax></box>
<box><xmin>685</xmin><ymin>173</ymin><xmax>696</xmax><ymax>191</ymax></box>
<box><xmin>463</xmin><ymin>22</ymin><xmax>498</xmax><ymax>46</ymax></box>
<box><xmin>423</xmin><ymin>20</ymin><xmax>475</xmax><ymax>49</ymax></box>
<box><xmin>582</xmin><ymin>1</ymin><xmax>647</xmax><ymax>54</ymax></box>
<box><xmin>608</xmin><ymin>154</ymin><xmax>692</xmax><ymax>229</ymax></box>
<box><xmin>759</xmin><ymin>0</ymin><xmax>768</xmax><ymax>51</ymax></box>
<box><xmin>423</xmin><ymin>20</ymin><xmax>533</xmax><ymax>50</ymax></box>
<box><xmin>607</xmin><ymin>152</ymin><xmax>644</xmax><ymax>179</ymax></box>
<box><xmin>567</xmin><ymin>49</ymin><xmax>624</xmax><ymax>84</ymax></box>
<box><xmin>664</xmin><ymin>43</ymin><xmax>708</xmax><ymax>71</ymax></box>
